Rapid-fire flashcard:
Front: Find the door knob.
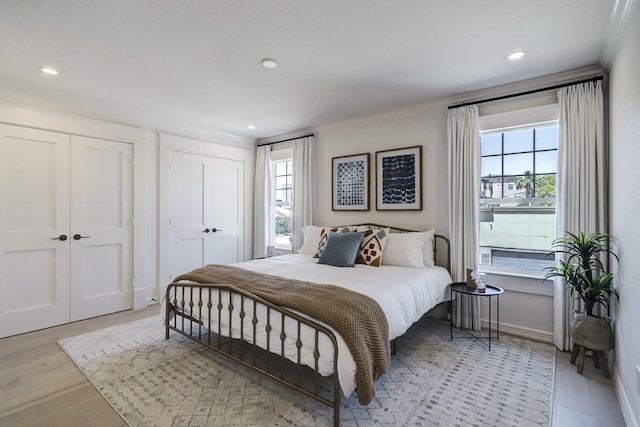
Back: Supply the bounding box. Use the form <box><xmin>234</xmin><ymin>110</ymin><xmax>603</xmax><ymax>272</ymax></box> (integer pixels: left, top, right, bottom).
<box><xmin>211</xmin><ymin>228</ymin><xmax>222</xmax><ymax>233</ymax></box>
<box><xmin>73</xmin><ymin>234</ymin><xmax>90</xmax><ymax>240</ymax></box>
<box><xmin>203</xmin><ymin>228</ymin><xmax>210</xmax><ymax>233</ymax></box>
<box><xmin>51</xmin><ymin>234</ymin><xmax>68</xmax><ymax>241</ymax></box>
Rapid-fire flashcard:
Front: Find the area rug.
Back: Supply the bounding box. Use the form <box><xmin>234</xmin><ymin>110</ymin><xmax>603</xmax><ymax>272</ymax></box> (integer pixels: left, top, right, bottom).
<box><xmin>59</xmin><ymin>315</ymin><xmax>554</xmax><ymax>426</ymax></box>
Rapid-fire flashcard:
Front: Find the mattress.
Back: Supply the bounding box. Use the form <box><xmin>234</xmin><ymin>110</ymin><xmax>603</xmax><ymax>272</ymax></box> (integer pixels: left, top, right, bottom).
<box><xmin>165</xmin><ymin>253</ymin><xmax>452</xmax><ymax>398</ymax></box>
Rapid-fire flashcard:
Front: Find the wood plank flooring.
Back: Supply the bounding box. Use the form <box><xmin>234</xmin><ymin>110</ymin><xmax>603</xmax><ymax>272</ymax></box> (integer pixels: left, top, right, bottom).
<box><xmin>553</xmin><ymin>349</ymin><xmax>626</xmax><ymax>426</ymax></box>
<box><xmin>0</xmin><ymin>306</ymin><xmax>627</xmax><ymax>426</ymax></box>
<box><xmin>0</xmin><ymin>306</ymin><xmax>157</xmax><ymax>427</ymax></box>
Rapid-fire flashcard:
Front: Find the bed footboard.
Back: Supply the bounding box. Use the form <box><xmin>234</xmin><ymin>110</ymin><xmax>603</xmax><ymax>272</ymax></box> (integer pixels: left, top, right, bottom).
<box><xmin>165</xmin><ymin>282</ymin><xmax>341</xmax><ymax>427</ymax></box>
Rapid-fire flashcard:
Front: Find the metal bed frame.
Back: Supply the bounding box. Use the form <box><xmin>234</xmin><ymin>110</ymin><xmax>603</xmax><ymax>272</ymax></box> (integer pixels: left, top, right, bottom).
<box><xmin>165</xmin><ymin>224</ymin><xmax>451</xmax><ymax>427</ymax></box>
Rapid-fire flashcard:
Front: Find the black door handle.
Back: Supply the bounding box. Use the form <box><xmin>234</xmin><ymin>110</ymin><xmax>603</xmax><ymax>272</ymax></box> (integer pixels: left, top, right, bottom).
<box><xmin>211</xmin><ymin>228</ymin><xmax>222</xmax><ymax>233</ymax></box>
<box><xmin>203</xmin><ymin>228</ymin><xmax>210</xmax><ymax>233</ymax></box>
<box><xmin>52</xmin><ymin>234</ymin><xmax>68</xmax><ymax>241</ymax></box>
<box><xmin>73</xmin><ymin>234</ymin><xmax>90</xmax><ymax>240</ymax></box>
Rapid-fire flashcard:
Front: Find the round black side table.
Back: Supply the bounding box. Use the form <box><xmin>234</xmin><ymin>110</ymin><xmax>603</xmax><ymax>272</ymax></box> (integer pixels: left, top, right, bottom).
<box><xmin>450</xmin><ymin>282</ymin><xmax>504</xmax><ymax>350</ymax></box>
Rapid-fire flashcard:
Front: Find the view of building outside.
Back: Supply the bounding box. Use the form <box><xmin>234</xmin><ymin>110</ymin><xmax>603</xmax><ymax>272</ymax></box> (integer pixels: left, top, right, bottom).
<box><xmin>479</xmin><ymin>125</ymin><xmax>558</xmax><ymax>271</ymax></box>
<box><xmin>274</xmin><ymin>159</ymin><xmax>292</xmax><ymax>251</ymax></box>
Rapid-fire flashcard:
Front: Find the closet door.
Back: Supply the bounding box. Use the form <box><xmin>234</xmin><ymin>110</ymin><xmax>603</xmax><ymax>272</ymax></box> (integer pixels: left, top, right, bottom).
<box><xmin>210</xmin><ymin>157</ymin><xmax>244</xmax><ymax>265</ymax></box>
<box><xmin>169</xmin><ymin>151</ymin><xmax>244</xmax><ymax>280</ymax></box>
<box><xmin>0</xmin><ymin>125</ymin><xmax>71</xmax><ymax>337</ymax></box>
<box><xmin>169</xmin><ymin>151</ymin><xmax>212</xmax><ymax>278</ymax></box>
<box><xmin>69</xmin><ymin>136</ymin><xmax>133</xmax><ymax>321</ymax></box>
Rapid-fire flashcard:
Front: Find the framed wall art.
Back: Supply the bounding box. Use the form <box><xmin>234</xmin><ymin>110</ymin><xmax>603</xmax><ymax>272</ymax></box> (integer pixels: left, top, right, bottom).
<box><xmin>332</xmin><ymin>153</ymin><xmax>370</xmax><ymax>211</ymax></box>
<box><xmin>375</xmin><ymin>145</ymin><xmax>422</xmax><ymax>211</ymax></box>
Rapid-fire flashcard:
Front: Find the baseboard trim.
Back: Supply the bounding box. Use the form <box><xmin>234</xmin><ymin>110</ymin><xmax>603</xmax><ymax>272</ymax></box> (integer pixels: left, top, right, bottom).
<box><xmin>614</xmin><ymin>369</ymin><xmax>639</xmax><ymax>427</ymax></box>
<box><xmin>481</xmin><ymin>319</ymin><xmax>554</xmax><ymax>344</ymax></box>
<box><xmin>133</xmin><ymin>287</ymin><xmax>148</xmax><ymax>310</ymax></box>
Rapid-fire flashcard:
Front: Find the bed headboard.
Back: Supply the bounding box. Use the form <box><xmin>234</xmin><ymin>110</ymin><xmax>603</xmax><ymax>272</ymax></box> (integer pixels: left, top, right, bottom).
<box><xmin>346</xmin><ymin>223</ymin><xmax>451</xmax><ymax>273</ymax></box>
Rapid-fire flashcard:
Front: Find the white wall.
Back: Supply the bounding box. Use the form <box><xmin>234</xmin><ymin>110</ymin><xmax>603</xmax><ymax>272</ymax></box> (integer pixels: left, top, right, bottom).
<box><xmin>315</xmin><ymin>105</ymin><xmax>449</xmax><ymax>233</ymax></box>
<box><xmin>609</xmin><ymin>2</ymin><xmax>640</xmax><ymax>424</ymax></box>
<box><xmin>313</xmin><ymin>101</ymin><xmax>555</xmax><ymax>341</ymax></box>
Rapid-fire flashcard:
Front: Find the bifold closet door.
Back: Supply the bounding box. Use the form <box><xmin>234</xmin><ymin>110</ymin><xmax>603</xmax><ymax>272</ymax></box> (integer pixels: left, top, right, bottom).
<box><xmin>69</xmin><ymin>135</ymin><xmax>133</xmax><ymax>321</ymax></box>
<box><xmin>0</xmin><ymin>125</ymin><xmax>71</xmax><ymax>337</ymax></box>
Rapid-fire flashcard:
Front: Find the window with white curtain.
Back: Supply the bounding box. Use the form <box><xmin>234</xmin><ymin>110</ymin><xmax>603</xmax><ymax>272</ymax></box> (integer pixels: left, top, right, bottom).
<box><xmin>478</xmin><ymin>105</ymin><xmax>559</xmax><ymax>275</ymax></box>
<box><xmin>274</xmin><ymin>158</ymin><xmax>292</xmax><ymax>251</ymax></box>
<box><xmin>269</xmin><ymin>146</ymin><xmax>293</xmax><ymax>253</ymax></box>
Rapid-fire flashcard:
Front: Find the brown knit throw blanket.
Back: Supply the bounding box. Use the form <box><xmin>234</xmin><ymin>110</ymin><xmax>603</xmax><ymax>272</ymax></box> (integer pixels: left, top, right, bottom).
<box><xmin>172</xmin><ymin>264</ymin><xmax>390</xmax><ymax>405</ymax></box>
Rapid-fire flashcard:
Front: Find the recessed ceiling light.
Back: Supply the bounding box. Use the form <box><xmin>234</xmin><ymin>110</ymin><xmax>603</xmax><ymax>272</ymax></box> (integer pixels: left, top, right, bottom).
<box><xmin>247</xmin><ymin>125</ymin><xmax>255</xmax><ymax>130</ymax></box>
<box><xmin>507</xmin><ymin>51</ymin><xmax>526</xmax><ymax>60</ymax></box>
<box><xmin>260</xmin><ymin>58</ymin><xmax>278</xmax><ymax>69</ymax></box>
<box><xmin>39</xmin><ymin>66</ymin><xmax>58</xmax><ymax>75</ymax></box>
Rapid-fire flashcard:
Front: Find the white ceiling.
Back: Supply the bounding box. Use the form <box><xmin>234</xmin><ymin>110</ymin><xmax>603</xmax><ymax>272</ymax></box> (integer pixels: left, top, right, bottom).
<box><xmin>0</xmin><ymin>1</ymin><xmax>622</xmax><ymax>142</ymax></box>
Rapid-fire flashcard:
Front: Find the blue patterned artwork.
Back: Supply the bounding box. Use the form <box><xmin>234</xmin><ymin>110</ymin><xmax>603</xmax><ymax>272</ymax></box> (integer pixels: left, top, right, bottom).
<box><xmin>376</xmin><ymin>146</ymin><xmax>422</xmax><ymax>210</ymax></box>
<box><xmin>381</xmin><ymin>154</ymin><xmax>416</xmax><ymax>204</ymax></box>
<box><xmin>332</xmin><ymin>153</ymin><xmax>369</xmax><ymax>210</ymax></box>
<box><xmin>337</xmin><ymin>160</ymin><xmax>366</xmax><ymax>206</ymax></box>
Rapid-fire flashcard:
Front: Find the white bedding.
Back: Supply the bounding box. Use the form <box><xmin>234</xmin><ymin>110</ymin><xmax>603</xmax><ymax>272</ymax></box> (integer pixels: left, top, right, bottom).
<box><xmin>165</xmin><ymin>253</ymin><xmax>452</xmax><ymax>398</ymax></box>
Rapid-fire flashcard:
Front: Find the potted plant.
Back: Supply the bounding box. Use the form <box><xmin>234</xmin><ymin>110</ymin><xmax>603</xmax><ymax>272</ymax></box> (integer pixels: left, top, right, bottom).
<box><xmin>543</xmin><ymin>231</ymin><xmax>619</xmax><ymax>352</ymax></box>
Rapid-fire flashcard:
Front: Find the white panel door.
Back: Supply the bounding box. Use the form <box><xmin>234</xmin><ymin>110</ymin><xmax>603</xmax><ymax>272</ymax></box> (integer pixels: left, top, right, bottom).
<box><xmin>169</xmin><ymin>151</ymin><xmax>244</xmax><ymax>280</ymax></box>
<box><xmin>0</xmin><ymin>125</ymin><xmax>71</xmax><ymax>337</ymax></box>
<box><xmin>210</xmin><ymin>157</ymin><xmax>244</xmax><ymax>265</ymax></box>
<box><xmin>169</xmin><ymin>151</ymin><xmax>211</xmax><ymax>280</ymax></box>
<box><xmin>69</xmin><ymin>136</ymin><xmax>133</xmax><ymax>321</ymax></box>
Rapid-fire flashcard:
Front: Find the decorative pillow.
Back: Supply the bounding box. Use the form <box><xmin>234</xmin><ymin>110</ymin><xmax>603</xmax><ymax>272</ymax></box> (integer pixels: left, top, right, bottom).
<box><xmin>313</xmin><ymin>226</ymin><xmax>351</xmax><ymax>258</ymax></box>
<box><xmin>317</xmin><ymin>231</ymin><xmax>366</xmax><ymax>267</ymax></box>
<box><xmin>351</xmin><ymin>227</ymin><xmax>390</xmax><ymax>267</ymax></box>
<box><xmin>381</xmin><ymin>232</ymin><xmax>429</xmax><ymax>268</ymax></box>
<box><xmin>421</xmin><ymin>229</ymin><xmax>436</xmax><ymax>267</ymax></box>
<box><xmin>298</xmin><ymin>225</ymin><xmax>324</xmax><ymax>255</ymax></box>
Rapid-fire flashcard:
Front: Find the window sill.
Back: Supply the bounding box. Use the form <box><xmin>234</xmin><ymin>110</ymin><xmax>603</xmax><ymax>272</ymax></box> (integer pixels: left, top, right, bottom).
<box><xmin>478</xmin><ymin>266</ymin><xmax>554</xmax><ymax>297</ymax></box>
<box><xmin>478</xmin><ymin>265</ymin><xmax>546</xmax><ymax>280</ymax></box>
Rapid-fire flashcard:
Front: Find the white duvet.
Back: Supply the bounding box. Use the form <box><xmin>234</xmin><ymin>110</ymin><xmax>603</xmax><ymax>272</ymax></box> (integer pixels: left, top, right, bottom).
<box><xmin>165</xmin><ymin>254</ymin><xmax>452</xmax><ymax>398</ymax></box>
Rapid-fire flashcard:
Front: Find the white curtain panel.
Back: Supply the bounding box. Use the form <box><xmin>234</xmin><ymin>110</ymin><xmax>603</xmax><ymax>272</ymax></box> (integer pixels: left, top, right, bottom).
<box><xmin>292</xmin><ymin>136</ymin><xmax>318</xmax><ymax>253</ymax></box>
<box><xmin>447</xmin><ymin>105</ymin><xmax>481</xmax><ymax>330</ymax></box>
<box><xmin>555</xmin><ymin>81</ymin><xmax>606</xmax><ymax>350</ymax></box>
<box><xmin>253</xmin><ymin>145</ymin><xmax>274</xmax><ymax>259</ymax></box>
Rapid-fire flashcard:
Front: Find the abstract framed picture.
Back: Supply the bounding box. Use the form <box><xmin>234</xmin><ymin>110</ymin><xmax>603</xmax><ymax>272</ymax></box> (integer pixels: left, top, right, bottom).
<box><xmin>332</xmin><ymin>153</ymin><xmax>370</xmax><ymax>211</ymax></box>
<box><xmin>375</xmin><ymin>145</ymin><xmax>422</xmax><ymax>211</ymax></box>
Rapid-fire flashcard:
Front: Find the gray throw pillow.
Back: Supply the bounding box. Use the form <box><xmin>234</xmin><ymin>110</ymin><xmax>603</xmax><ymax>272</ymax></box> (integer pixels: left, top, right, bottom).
<box><xmin>317</xmin><ymin>231</ymin><xmax>365</xmax><ymax>267</ymax></box>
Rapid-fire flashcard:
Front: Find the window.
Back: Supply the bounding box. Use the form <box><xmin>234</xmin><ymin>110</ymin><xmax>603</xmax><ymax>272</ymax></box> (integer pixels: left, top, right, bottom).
<box><xmin>273</xmin><ymin>158</ymin><xmax>292</xmax><ymax>252</ymax></box>
<box><xmin>479</xmin><ymin>123</ymin><xmax>558</xmax><ymax>273</ymax></box>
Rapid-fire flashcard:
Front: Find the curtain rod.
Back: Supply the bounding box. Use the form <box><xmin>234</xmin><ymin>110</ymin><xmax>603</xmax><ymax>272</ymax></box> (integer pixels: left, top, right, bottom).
<box><xmin>257</xmin><ymin>133</ymin><xmax>315</xmax><ymax>147</ymax></box>
<box><xmin>447</xmin><ymin>75</ymin><xmax>604</xmax><ymax>110</ymax></box>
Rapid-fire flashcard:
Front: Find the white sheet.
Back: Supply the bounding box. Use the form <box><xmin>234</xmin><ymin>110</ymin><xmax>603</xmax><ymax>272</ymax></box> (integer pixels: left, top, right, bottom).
<box><xmin>165</xmin><ymin>253</ymin><xmax>452</xmax><ymax>398</ymax></box>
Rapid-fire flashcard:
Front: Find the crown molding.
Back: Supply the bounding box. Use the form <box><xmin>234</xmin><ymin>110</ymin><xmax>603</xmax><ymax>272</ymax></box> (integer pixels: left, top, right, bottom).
<box><xmin>446</xmin><ymin>66</ymin><xmax>604</xmax><ymax>108</ymax></box>
<box><xmin>255</xmin><ymin>128</ymin><xmax>315</xmax><ymax>146</ymax></box>
<box><xmin>158</xmin><ymin>124</ymin><xmax>256</xmax><ymax>150</ymax></box>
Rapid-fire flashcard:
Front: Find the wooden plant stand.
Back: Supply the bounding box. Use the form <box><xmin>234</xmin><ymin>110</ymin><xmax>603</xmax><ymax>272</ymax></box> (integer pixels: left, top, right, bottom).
<box><xmin>570</xmin><ymin>345</ymin><xmax>610</xmax><ymax>378</ymax></box>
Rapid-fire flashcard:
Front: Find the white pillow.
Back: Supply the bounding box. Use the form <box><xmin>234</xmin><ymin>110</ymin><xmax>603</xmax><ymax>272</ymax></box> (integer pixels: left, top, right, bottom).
<box><xmin>382</xmin><ymin>232</ymin><xmax>428</xmax><ymax>268</ymax></box>
<box><xmin>298</xmin><ymin>225</ymin><xmax>324</xmax><ymax>255</ymax></box>
<box><xmin>421</xmin><ymin>229</ymin><xmax>436</xmax><ymax>268</ymax></box>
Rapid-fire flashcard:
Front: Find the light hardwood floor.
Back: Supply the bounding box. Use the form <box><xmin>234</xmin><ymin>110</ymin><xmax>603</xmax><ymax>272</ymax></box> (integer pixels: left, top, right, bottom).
<box><xmin>0</xmin><ymin>306</ymin><xmax>627</xmax><ymax>427</ymax></box>
<box><xmin>553</xmin><ymin>349</ymin><xmax>626</xmax><ymax>426</ymax></box>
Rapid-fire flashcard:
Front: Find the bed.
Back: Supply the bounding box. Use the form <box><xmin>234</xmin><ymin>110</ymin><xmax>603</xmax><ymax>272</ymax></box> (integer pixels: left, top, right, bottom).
<box><xmin>164</xmin><ymin>224</ymin><xmax>452</xmax><ymax>426</ymax></box>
